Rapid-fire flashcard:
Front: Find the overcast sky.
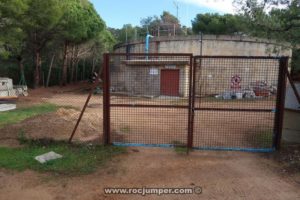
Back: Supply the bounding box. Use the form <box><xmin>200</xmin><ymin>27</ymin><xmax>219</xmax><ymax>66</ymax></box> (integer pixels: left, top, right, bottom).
<box><xmin>90</xmin><ymin>0</ymin><xmax>235</xmax><ymax>28</ymax></box>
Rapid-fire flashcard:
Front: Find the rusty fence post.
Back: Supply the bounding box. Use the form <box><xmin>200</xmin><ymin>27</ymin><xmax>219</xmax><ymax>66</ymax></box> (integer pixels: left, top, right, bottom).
<box><xmin>188</xmin><ymin>55</ymin><xmax>197</xmax><ymax>151</ymax></box>
<box><xmin>103</xmin><ymin>53</ymin><xmax>111</xmax><ymax>145</ymax></box>
<box><xmin>274</xmin><ymin>57</ymin><xmax>289</xmax><ymax>150</ymax></box>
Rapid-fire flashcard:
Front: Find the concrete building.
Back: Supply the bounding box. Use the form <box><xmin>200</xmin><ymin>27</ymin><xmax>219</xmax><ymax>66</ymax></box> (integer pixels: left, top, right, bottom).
<box><xmin>111</xmin><ymin>59</ymin><xmax>190</xmax><ymax>97</ymax></box>
<box><xmin>111</xmin><ymin>35</ymin><xmax>292</xmax><ymax>97</ymax></box>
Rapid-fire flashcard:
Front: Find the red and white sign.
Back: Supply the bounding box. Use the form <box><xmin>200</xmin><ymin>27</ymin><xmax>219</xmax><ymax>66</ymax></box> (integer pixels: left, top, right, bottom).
<box><xmin>231</xmin><ymin>75</ymin><xmax>241</xmax><ymax>91</ymax></box>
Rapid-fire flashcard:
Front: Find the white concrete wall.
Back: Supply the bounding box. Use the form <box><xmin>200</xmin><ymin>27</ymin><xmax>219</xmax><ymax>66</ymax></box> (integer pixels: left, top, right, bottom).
<box><xmin>0</xmin><ymin>78</ymin><xmax>13</xmax><ymax>91</ymax></box>
<box><xmin>283</xmin><ymin>83</ymin><xmax>300</xmax><ymax>143</ymax></box>
<box><xmin>285</xmin><ymin>83</ymin><xmax>300</xmax><ymax>111</ymax></box>
<box><xmin>283</xmin><ymin>110</ymin><xmax>300</xmax><ymax>143</ymax></box>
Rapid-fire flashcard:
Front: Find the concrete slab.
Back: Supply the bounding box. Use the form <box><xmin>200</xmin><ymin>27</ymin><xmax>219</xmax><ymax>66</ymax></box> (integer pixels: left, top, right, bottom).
<box><xmin>0</xmin><ymin>104</ymin><xmax>16</xmax><ymax>112</ymax></box>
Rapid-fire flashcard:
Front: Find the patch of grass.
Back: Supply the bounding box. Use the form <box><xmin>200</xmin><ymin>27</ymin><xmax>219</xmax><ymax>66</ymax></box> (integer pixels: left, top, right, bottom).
<box><xmin>0</xmin><ymin>138</ymin><xmax>126</xmax><ymax>175</ymax></box>
<box><xmin>256</xmin><ymin>130</ymin><xmax>273</xmax><ymax>148</ymax></box>
<box><xmin>171</xmin><ymin>140</ymin><xmax>188</xmax><ymax>154</ymax></box>
<box><xmin>60</xmin><ymin>105</ymin><xmax>80</xmax><ymax>111</ymax></box>
<box><xmin>17</xmin><ymin>130</ymin><xmax>27</xmax><ymax>144</ymax></box>
<box><xmin>174</xmin><ymin>146</ymin><xmax>188</xmax><ymax>154</ymax></box>
<box><xmin>0</xmin><ymin>103</ymin><xmax>59</xmax><ymax>128</ymax></box>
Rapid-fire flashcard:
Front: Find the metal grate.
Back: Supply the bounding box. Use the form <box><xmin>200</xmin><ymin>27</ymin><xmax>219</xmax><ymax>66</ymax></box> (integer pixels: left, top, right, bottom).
<box><xmin>192</xmin><ymin>56</ymin><xmax>284</xmax><ymax>151</ymax></box>
<box><xmin>103</xmin><ymin>54</ymin><xmax>288</xmax><ymax>151</ymax></box>
<box><xmin>105</xmin><ymin>54</ymin><xmax>193</xmax><ymax>147</ymax></box>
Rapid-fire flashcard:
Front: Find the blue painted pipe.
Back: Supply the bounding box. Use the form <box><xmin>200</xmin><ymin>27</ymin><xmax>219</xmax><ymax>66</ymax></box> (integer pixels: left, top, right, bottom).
<box><xmin>145</xmin><ymin>33</ymin><xmax>154</xmax><ymax>54</ymax></box>
<box><xmin>112</xmin><ymin>142</ymin><xmax>275</xmax><ymax>153</ymax></box>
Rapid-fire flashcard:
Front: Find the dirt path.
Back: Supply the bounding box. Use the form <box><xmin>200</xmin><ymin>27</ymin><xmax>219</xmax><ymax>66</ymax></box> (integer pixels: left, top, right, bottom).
<box><xmin>1</xmin><ymin>88</ymin><xmax>299</xmax><ymax>199</ymax></box>
<box><xmin>3</xmin><ymin>89</ymin><xmax>277</xmax><ymax>149</ymax></box>
<box><xmin>0</xmin><ymin>147</ymin><xmax>299</xmax><ymax>200</ymax></box>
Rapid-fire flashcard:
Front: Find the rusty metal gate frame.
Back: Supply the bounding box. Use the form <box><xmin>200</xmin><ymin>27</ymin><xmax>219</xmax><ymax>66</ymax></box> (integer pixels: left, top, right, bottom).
<box><xmin>103</xmin><ymin>53</ymin><xmax>288</xmax><ymax>152</ymax></box>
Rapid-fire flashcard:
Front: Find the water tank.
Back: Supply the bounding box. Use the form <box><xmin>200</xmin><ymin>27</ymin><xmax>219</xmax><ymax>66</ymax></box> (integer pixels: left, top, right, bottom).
<box><xmin>283</xmin><ymin>82</ymin><xmax>300</xmax><ymax>143</ymax></box>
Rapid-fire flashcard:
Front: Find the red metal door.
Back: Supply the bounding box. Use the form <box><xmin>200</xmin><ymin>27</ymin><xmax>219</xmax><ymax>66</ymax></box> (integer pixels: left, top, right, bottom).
<box><xmin>160</xmin><ymin>69</ymin><xmax>180</xmax><ymax>96</ymax></box>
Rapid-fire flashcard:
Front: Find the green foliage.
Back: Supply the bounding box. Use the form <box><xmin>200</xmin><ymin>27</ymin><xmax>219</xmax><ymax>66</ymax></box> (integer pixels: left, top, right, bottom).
<box><xmin>0</xmin><ymin>0</ymin><xmax>28</xmax><ymax>17</ymax></box>
<box><xmin>0</xmin><ymin>140</ymin><xmax>125</xmax><ymax>174</ymax></box>
<box><xmin>292</xmin><ymin>49</ymin><xmax>300</xmax><ymax>73</ymax></box>
<box><xmin>60</xmin><ymin>0</ymin><xmax>105</xmax><ymax>43</ymax></box>
<box><xmin>112</xmin><ymin>11</ymin><xmax>189</xmax><ymax>43</ymax></box>
<box><xmin>192</xmin><ymin>13</ymin><xmax>247</xmax><ymax>35</ymax></box>
<box><xmin>96</xmin><ymin>29</ymin><xmax>116</xmax><ymax>51</ymax></box>
<box><xmin>0</xmin><ymin>103</ymin><xmax>58</xmax><ymax>128</ymax></box>
<box><xmin>22</xmin><ymin>0</ymin><xmax>64</xmax><ymax>47</ymax></box>
<box><xmin>119</xmin><ymin>24</ymin><xmax>137</xmax><ymax>42</ymax></box>
<box><xmin>0</xmin><ymin>0</ymin><xmax>28</xmax><ymax>59</ymax></box>
<box><xmin>171</xmin><ymin>140</ymin><xmax>188</xmax><ymax>154</ymax></box>
<box><xmin>236</xmin><ymin>0</ymin><xmax>300</xmax><ymax>42</ymax></box>
<box><xmin>0</xmin><ymin>0</ymin><xmax>114</xmax><ymax>87</ymax></box>
<box><xmin>59</xmin><ymin>0</ymin><xmax>106</xmax><ymax>85</ymax></box>
<box><xmin>235</xmin><ymin>0</ymin><xmax>300</xmax><ymax>74</ymax></box>
<box><xmin>140</xmin><ymin>11</ymin><xmax>180</xmax><ymax>31</ymax></box>
<box><xmin>235</xmin><ymin>0</ymin><xmax>300</xmax><ymax>46</ymax></box>
<box><xmin>174</xmin><ymin>146</ymin><xmax>188</xmax><ymax>154</ymax></box>
<box><xmin>250</xmin><ymin>128</ymin><xmax>273</xmax><ymax>148</ymax></box>
<box><xmin>161</xmin><ymin>11</ymin><xmax>178</xmax><ymax>22</ymax></box>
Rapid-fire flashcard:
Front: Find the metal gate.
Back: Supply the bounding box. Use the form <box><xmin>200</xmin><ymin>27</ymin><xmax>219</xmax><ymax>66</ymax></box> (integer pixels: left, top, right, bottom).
<box><xmin>191</xmin><ymin>56</ymin><xmax>287</xmax><ymax>152</ymax></box>
<box><xmin>103</xmin><ymin>54</ymin><xmax>288</xmax><ymax>152</ymax></box>
<box><xmin>103</xmin><ymin>54</ymin><xmax>193</xmax><ymax>148</ymax></box>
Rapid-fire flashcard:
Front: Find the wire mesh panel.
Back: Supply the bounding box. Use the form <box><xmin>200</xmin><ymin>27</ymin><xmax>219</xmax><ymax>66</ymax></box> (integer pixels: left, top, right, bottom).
<box><xmin>106</xmin><ymin>54</ymin><xmax>192</xmax><ymax>147</ymax></box>
<box><xmin>192</xmin><ymin>56</ymin><xmax>283</xmax><ymax>151</ymax></box>
<box><xmin>103</xmin><ymin>54</ymin><xmax>287</xmax><ymax>151</ymax></box>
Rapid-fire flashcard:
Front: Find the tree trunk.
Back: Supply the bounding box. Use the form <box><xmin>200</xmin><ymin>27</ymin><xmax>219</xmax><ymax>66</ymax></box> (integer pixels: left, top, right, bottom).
<box><xmin>92</xmin><ymin>58</ymin><xmax>96</xmax><ymax>74</ymax></box>
<box><xmin>18</xmin><ymin>57</ymin><xmax>24</xmax><ymax>75</ymax></box>
<box><xmin>46</xmin><ymin>54</ymin><xmax>55</xmax><ymax>87</ymax></box>
<box><xmin>82</xmin><ymin>59</ymin><xmax>86</xmax><ymax>81</ymax></box>
<box><xmin>75</xmin><ymin>61</ymin><xmax>79</xmax><ymax>83</ymax></box>
<box><xmin>17</xmin><ymin>56</ymin><xmax>26</xmax><ymax>85</ymax></box>
<box><xmin>73</xmin><ymin>45</ymin><xmax>79</xmax><ymax>83</ymax></box>
<box><xmin>70</xmin><ymin>44</ymin><xmax>75</xmax><ymax>83</ymax></box>
<box><xmin>33</xmin><ymin>49</ymin><xmax>41</xmax><ymax>89</ymax></box>
<box><xmin>61</xmin><ymin>41</ymin><xmax>69</xmax><ymax>86</ymax></box>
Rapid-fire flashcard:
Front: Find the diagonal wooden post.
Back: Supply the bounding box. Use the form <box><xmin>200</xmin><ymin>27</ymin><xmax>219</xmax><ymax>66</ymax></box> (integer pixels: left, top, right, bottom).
<box><xmin>68</xmin><ymin>77</ymin><xmax>100</xmax><ymax>143</ymax></box>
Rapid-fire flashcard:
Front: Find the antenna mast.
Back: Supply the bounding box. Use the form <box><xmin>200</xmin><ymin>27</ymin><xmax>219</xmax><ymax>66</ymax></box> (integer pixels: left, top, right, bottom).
<box><xmin>173</xmin><ymin>1</ymin><xmax>179</xmax><ymax>20</ymax></box>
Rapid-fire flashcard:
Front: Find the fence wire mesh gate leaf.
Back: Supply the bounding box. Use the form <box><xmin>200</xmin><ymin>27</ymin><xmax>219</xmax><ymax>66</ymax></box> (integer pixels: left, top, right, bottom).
<box><xmin>192</xmin><ymin>56</ymin><xmax>287</xmax><ymax>152</ymax></box>
<box><xmin>103</xmin><ymin>54</ymin><xmax>288</xmax><ymax>152</ymax></box>
<box><xmin>103</xmin><ymin>54</ymin><xmax>193</xmax><ymax>148</ymax></box>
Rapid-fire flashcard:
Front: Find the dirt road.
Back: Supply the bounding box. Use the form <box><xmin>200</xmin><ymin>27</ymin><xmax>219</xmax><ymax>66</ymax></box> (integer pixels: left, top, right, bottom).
<box><xmin>1</xmin><ymin>87</ymin><xmax>299</xmax><ymax>199</ymax></box>
<box><xmin>0</xmin><ymin>147</ymin><xmax>299</xmax><ymax>200</ymax></box>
